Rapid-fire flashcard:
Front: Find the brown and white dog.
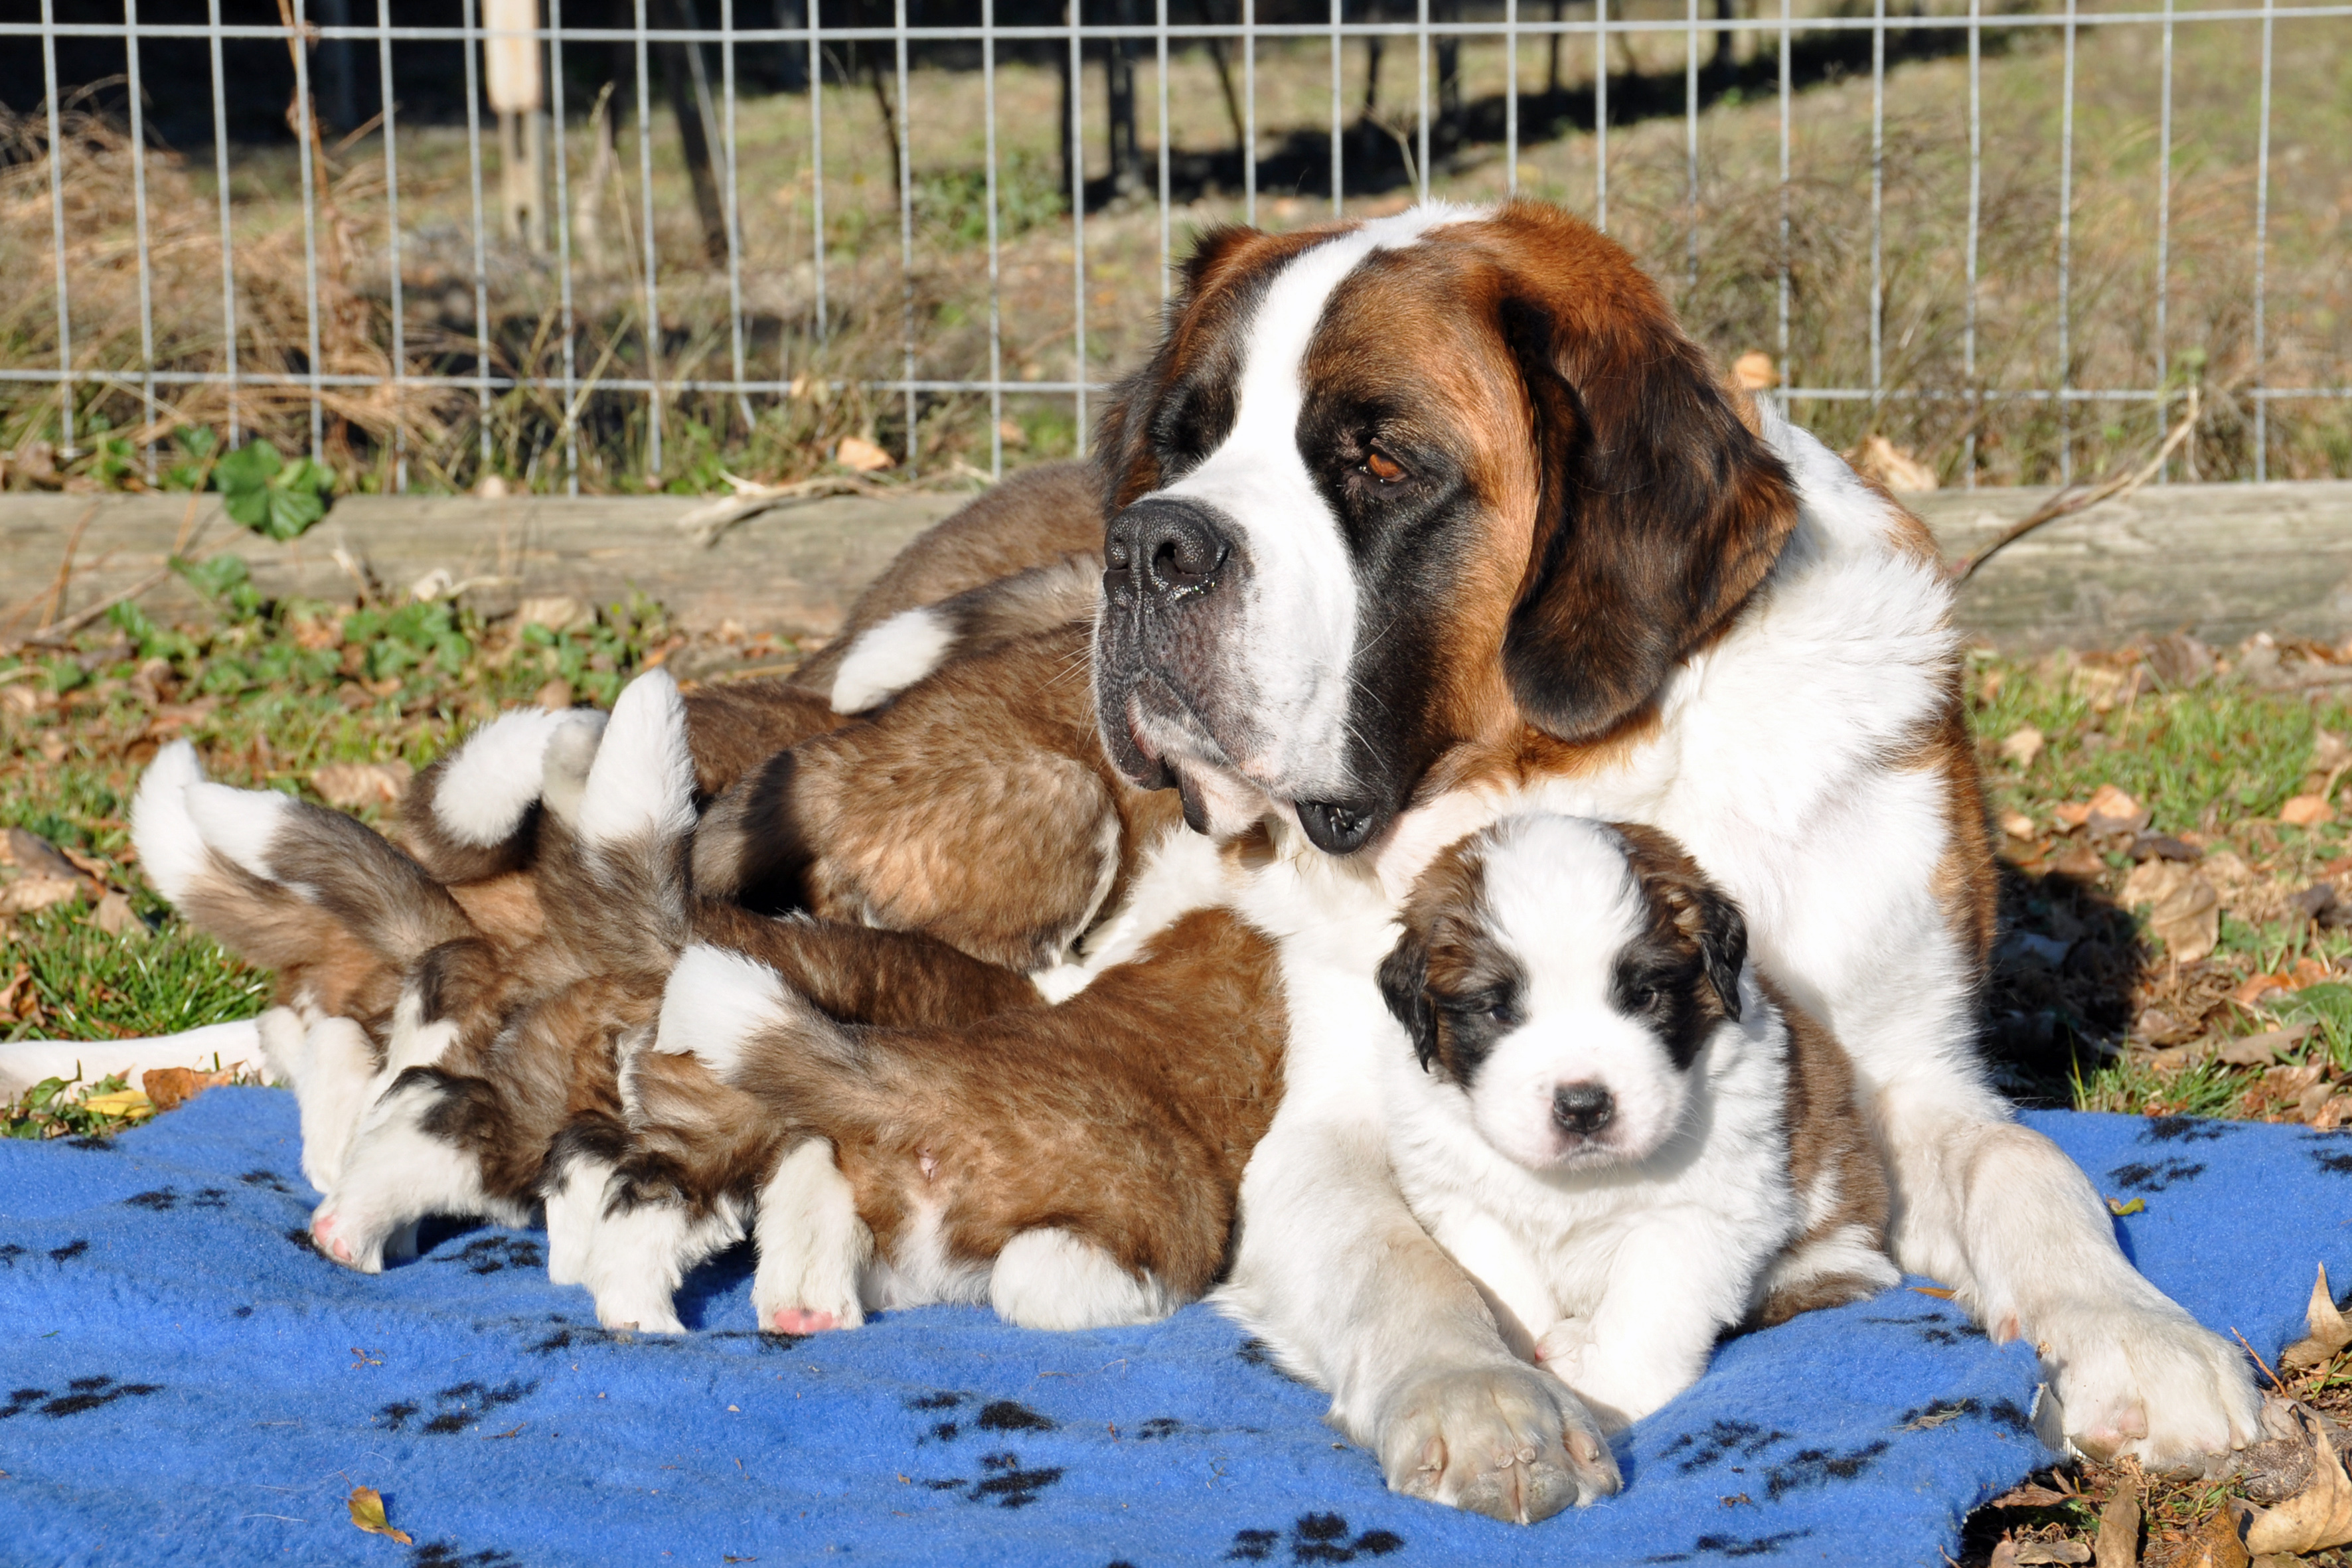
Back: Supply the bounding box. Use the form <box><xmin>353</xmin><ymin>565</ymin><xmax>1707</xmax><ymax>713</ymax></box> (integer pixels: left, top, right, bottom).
<box><xmin>1375</xmin><ymin>813</ymin><xmax>1893</xmax><ymax>1436</ymax></box>
<box><xmin>848</xmin><ymin>197</ymin><xmax>2257</xmax><ymax>1519</ymax></box>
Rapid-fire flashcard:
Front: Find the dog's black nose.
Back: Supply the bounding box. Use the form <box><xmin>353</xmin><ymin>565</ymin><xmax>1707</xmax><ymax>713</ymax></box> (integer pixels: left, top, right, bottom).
<box><xmin>1552</xmin><ymin>1083</ymin><xmax>1615</xmax><ymax>1138</ymax></box>
<box><xmin>1107</xmin><ymin>499</ymin><xmax>1232</xmax><ymax>600</ymax></box>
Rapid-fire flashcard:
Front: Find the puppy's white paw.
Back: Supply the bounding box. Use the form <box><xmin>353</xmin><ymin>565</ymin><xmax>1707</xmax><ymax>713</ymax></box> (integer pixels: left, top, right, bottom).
<box><xmin>750</xmin><ymin>1139</ymin><xmax>869</xmax><ymax>1334</ymax></box>
<box><xmin>2035</xmin><ymin>1296</ymin><xmax>2261</xmax><ymax>1466</ymax></box>
<box><xmin>1375</xmin><ymin>1363</ymin><xmax>1620</xmax><ymax>1524</ymax></box>
<box><xmin>542</xmin><ymin>1157</ymin><xmax>614</xmax><ymax>1288</ymax></box>
<box><xmin>292</xmin><ymin>1018</ymin><xmax>377</xmax><ymax>1194</ymax></box>
<box><xmin>578</xmin><ymin>1194</ymin><xmax>743</xmax><ymax>1336</ymax></box>
<box><xmin>307</xmin><ymin>1075</ymin><xmax>516</xmax><ymax>1273</ymax></box>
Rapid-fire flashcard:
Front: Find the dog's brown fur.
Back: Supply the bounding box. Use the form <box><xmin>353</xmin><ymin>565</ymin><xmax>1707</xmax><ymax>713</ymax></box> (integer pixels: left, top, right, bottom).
<box><xmin>644</xmin><ymin>905</ymin><xmax>1286</xmax><ymax>1302</ymax></box>
<box><xmin>695</xmin><ymin>619</ymin><xmax>1185</xmax><ymax>972</ymax></box>
<box><xmin>789</xmin><ymin>460</ymin><xmax>1105</xmax><ymax>696</ymax></box>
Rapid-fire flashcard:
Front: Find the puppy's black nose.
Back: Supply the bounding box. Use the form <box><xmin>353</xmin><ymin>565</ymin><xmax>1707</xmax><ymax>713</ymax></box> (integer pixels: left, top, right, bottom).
<box><xmin>1552</xmin><ymin>1083</ymin><xmax>1614</xmax><ymax>1138</ymax></box>
<box><xmin>1107</xmin><ymin>499</ymin><xmax>1232</xmax><ymax>600</ymax></box>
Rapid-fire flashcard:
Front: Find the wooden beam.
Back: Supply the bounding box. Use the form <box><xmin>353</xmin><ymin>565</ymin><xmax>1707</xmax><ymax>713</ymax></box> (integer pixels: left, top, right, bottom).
<box><xmin>1915</xmin><ymin>481</ymin><xmax>2352</xmax><ymax>651</ymax></box>
<box><xmin>4</xmin><ymin>480</ymin><xmax>2350</xmax><ymax>651</ymax></box>
<box><xmin>0</xmin><ymin>490</ymin><xmax>971</xmax><ymax>645</ymax></box>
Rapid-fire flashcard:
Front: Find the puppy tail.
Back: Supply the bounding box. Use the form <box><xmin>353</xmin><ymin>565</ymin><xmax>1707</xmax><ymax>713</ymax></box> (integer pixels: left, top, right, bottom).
<box><xmin>534</xmin><ymin>669</ymin><xmax>699</xmax><ymax>970</ymax></box>
<box><xmin>653</xmin><ymin>943</ymin><xmax>875</xmax><ymax>1118</ymax></box>
<box><xmin>827</xmin><ymin>552</ymin><xmax>1101</xmax><ymax>716</ymax></box>
<box><xmin>133</xmin><ymin>740</ymin><xmax>473</xmax><ymax>973</ymax></box>
<box><xmin>400</xmin><ymin>705</ymin><xmax>611</xmax><ymax>881</ymax></box>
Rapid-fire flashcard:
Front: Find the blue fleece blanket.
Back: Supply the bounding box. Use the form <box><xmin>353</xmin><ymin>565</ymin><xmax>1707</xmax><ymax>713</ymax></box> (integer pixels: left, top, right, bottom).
<box><xmin>0</xmin><ymin>1091</ymin><xmax>2342</xmax><ymax>1568</ymax></box>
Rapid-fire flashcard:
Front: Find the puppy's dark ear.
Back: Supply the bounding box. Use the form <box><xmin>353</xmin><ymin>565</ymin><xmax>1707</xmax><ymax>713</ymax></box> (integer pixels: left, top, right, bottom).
<box><xmin>1377</xmin><ymin>929</ymin><xmax>1441</xmax><ymax>1072</ymax></box>
<box><xmin>1490</xmin><ymin>209</ymin><xmax>1800</xmax><ymax>742</ymax></box>
<box><xmin>1672</xmin><ymin>882</ymin><xmax>1748</xmax><ymax>1022</ymax></box>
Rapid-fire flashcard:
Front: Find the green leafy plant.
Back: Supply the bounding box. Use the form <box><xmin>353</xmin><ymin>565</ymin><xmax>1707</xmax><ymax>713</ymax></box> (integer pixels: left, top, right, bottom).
<box><xmin>213</xmin><ymin>439</ymin><xmax>335</xmax><ymax>541</ymax></box>
<box><xmin>162</xmin><ymin>427</ymin><xmax>219</xmax><ymax>493</ymax></box>
<box><xmin>173</xmin><ymin>553</ymin><xmax>265</xmax><ymax>622</ymax></box>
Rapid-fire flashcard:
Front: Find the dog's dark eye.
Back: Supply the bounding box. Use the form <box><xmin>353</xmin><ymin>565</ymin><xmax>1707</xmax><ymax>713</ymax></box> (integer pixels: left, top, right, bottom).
<box><xmin>1362</xmin><ymin>447</ymin><xmax>1406</xmax><ymax>483</ymax></box>
<box><xmin>1628</xmin><ymin>982</ymin><xmax>1662</xmax><ymax>1012</ymax></box>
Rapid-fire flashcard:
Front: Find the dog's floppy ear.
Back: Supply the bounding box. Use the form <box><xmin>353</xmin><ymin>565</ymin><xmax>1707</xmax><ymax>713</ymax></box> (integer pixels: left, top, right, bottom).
<box><xmin>1489</xmin><ymin>208</ymin><xmax>1800</xmax><ymax>742</ymax></box>
<box><xmin>1671</xmin><ymin>880</ymin><xmax>1748</xmax><ymax>1023</ymax></box>
<box><xmin>1613</xmin><ymin>819</ymin><xmax>1747</xmax><ymax>1020</ymax></box>
<box><xmin>1376</xmin><ymin>927</ymin><xmax>1441</xmax><ymax>1072</ymax></box>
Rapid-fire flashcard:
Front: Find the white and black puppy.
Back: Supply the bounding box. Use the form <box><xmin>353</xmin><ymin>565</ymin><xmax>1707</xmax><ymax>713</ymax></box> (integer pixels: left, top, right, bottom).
<box><xmin>1377</xmin><ymin>814</ymin><xmax>1897</xmax><ymax>1433</ymax></box>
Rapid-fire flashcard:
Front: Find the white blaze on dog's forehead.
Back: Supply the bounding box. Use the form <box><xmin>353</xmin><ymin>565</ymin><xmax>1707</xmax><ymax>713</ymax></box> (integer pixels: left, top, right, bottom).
<box><xmin>1152</xmin><ymin>202</ymin><xmax>1482</xmax><ymax>798</ymax></box>
<box><xmin>1474</xmin><ymin>815</ymin><xmax>1648</xmax><ymax>999</ymax></box>
<box><xmin>579</xmin><ymin>668</ymin><xmax>696</xmax><ymax>848</ymax></box>
<box><xmin>181</xmin><ymin>776</ymin><xmax>296</xmax><ymax>886</ymax></box>
<box><xmin>658</xmin><ymin>943</ymin><xmax>793</xmax><ymax>1079</ymax></box>
<box><xmin>830</xmin><ymin>605</ymin><xmax>954</xmax><ymax>715</ymax></box>
<box><xmin>129</xmin><ymin>740</ymin><xmax>210</xmax><ymax>905</ymax></box>
<box><xmin>436</xmin><ymin>706</ymin><xmax>610</xmax><ymax>846</ymax></box>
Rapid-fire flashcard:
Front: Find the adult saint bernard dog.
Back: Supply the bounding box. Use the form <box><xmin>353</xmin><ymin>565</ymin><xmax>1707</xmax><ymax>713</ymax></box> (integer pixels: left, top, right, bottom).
<box><xmin>1038</xmin><ymin>197</ymin><xmax>2258</xmax><ymax>1522</ymax></box>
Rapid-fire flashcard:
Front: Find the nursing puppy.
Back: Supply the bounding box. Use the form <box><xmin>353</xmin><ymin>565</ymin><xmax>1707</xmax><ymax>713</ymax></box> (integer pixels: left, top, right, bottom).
<box><xmin>1377</xmin><ymin>815</ymin><xmax>1895</xmax><ymax>1433</ymax></box>
<box><xmin>615</xmin><ymin>898</ymin><xmax>1283</xmax><ymax>1336</ymax></box>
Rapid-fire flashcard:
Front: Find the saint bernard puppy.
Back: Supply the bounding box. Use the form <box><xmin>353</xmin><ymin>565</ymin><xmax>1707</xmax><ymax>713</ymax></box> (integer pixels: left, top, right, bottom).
<box><xmin>1375</xmin><ymin>813</ymin><xmax>1895</xmax><ymax>1436</ymax></box>
<box><xmin>1058</xmin><ymin>196</ymin><xmax>2258</xmax><ymax>1520</ymax></box>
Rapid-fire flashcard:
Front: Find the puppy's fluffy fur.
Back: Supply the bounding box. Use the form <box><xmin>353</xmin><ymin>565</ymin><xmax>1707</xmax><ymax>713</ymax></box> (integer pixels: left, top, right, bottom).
<box><xmin>1376</xmin><ymin>815</ymin><xmax>1895</xmax><ymax>1431</ymax></box>
<box><xmin>625</xmin><ymin>902</ymin><xmax>1284</xmax><ymax>1335</ymax></box>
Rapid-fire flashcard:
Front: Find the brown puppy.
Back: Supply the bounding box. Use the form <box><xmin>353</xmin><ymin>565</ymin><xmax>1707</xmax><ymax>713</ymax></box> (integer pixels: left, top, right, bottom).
<box><xmin>624</xmin><ymin>902</ymin><xmax>1283</xmax><ymax>1334</ymax></box>
<box><xmin>693</xmin><ymin>617</ymin><xmax>1181</xmax><ymax>972</ymax></box>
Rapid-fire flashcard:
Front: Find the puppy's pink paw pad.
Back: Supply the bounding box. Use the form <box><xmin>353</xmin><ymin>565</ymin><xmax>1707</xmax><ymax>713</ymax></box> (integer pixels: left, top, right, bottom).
<box><xmin>768</xmin><ymin>1308</ymin><xmax>839</xmax><ymax>1334</ymax></box>
<box><xmin>311</xmin><ymin>1214</ymin><xmax>353</xmax><ymax>1261</ymax></box>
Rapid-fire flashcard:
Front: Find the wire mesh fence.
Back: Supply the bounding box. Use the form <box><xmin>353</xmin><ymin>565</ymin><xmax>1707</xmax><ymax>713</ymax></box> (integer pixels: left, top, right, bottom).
<box><xmin>1</xmin><ymin>0</ymin><xmax>2347</xmax><ymax>499</ymax></box>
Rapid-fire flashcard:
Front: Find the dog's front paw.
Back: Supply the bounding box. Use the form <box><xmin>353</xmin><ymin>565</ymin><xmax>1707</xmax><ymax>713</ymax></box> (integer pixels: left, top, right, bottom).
<box><xmin>2036</xmin><ymin>1296</ymin><xmax>2261</xmax><ymax>1467</ymax></box>
<box><xmin>1377</xmin><ymin>1364</ymin><xmax>1620</xmax><ymax>1523</ymax></box>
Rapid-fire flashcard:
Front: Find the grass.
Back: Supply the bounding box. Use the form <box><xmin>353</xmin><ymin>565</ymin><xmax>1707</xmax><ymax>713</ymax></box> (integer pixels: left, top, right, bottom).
<box><xmin>3</xmin><ymin>1</ymin><xmax>2347</xmax><ymax>496</ymax></box>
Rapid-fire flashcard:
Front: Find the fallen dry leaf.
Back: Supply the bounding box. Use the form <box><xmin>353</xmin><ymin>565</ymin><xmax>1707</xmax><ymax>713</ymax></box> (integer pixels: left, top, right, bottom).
<box><xmin>516</xmin><ymin>595</ymin><xmax>592</xmax><ymax>634</ymax></box>
<box><xmin>1</xmin><ymin>872</ymin><xmax>86</xmax><ymax>915</ymax></box>
<box><xmin>1732</xmin><ymin>351</ymin><xmax>1778</xmax><ymax>390</ymax></box>
<box><xmin>310</xmin><ymin>760</ymin><xmax>413</xmax><ymax>810</ymax></box>
<box><xmin>2014</xmin><ymin>1542</ymin><xmax>2090</xmax><ymax>1565</ymax></box>
<box><xmin>2282</xmin><ymin>794</ymin><xmax>2337</xmax><ymax>828</ymax></box>
<box><xmin>2292</xmin><ymin>955</ymin><xmax>2335</xmax><ymax>988</ymax></box>
<box><xmin>2218</xmin><ymin>1026</ymin><xmax>2312</xmax><ymax>1067</ymax></box>
<box><xmin>2001</xmin><ymin>726</ymin><xmax>2047</xmax><ymax>770</ymax></box>
<box><xmin>2124</xmin><ymin>859</ymin><xmax>2193</xmax><ymax>909</ymax></box>
<box><xmin>835</xmin><ymin>434</ymin><xmax>896</xmax><ymax>473</ymax></box>
<box><xmin>534</xmin><ymin>678</ymin><xmax>575</xmax><ymax>711</ymax></box>
<box><xmin>79</xmin><ymin>1089</ymin><xmax>153</xmax><ymax>1120</ymax></box>
<box><xmin>2053</xmin><ymin>845</ymin><xmax>2109</xmax><ymax>880</ymax></box>
<box><xmin>2176</xmin><ymin>1507</ymin><xmax>2253</xmax><ymax>1568</ymax></box>
<box><xmin>2280</xmin><ymin>1265</ymin><xmax>2351</xmax><ymax>1372</ymax></box>
<box><xmin>2236</xmin><ymin>1402</ymin><xmax>2352</xmax><ymax>1555</ymax></box>
<box><xmin>87</xmin><ymin>890</ymin><xmax>147</xmax><ymax>939</ymax></box>
<box><xmin>2094</xmin><ymin>1482</ymin><xmax>2140</xmax><ymax>1568</ymax></box>
<box><xmin>2236</xmin><ymin>973</ymin><xmax>2292</xmax><ymax>1008</ymax></box>
<box><xmin>1990</xmin><ymin>1541</ymin><xmax>2020</xmax><ymax>1568</ymax></box>
<box><xmin>2056</xmin><ymin>801</ymin><xmax>2096</xmax><ymax>830</ymax></box>
<box><xmin>140</xmin><ymin>1065</ymin><xmax>238</xmax><ymax>1112</ymax></box>
<box><xmin>2001</xmin><ymin>811</ymin><xmax>2041</xmax><ymax>840</ymax></box>
<box><xmin>2149</xmin><ymin>873</ymin><xmax>2223</xmax><ymax>963</ymax></box>
<box><xmin>347</xmin><ymin>1485</ymin><xmax>413</xmax><ymax>1545</ymax></box>
<box><xmin>2086</xmin><ymin>784</ymin><xmax>2151</xmax><ymax>837</ymax></box>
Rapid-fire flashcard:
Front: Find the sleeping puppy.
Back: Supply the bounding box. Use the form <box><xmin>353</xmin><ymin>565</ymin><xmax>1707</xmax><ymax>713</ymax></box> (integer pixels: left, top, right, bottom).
<box><xmin>611</xmin><ymin>898</ymin><xmax>1284</xmax><ymax>1336</ymax></box>
<box><xmin>1376</xmin><ymin>814</ymin><xmax>1897</xmax><ymax>1433</ymax></box>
